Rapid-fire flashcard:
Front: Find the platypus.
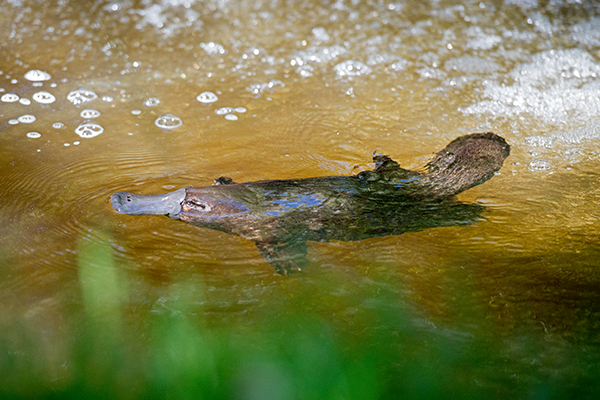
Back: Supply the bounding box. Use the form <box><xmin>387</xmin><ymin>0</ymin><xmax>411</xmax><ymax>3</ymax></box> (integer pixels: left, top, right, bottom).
<box><xmin>111</xmin><ymin>132</ymin><xmax>510</xmax><ymax>274</ymax></box>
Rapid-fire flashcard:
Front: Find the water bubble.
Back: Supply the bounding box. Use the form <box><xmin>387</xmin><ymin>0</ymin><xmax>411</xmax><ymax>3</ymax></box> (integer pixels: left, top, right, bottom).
<box><xmin>18</xmin><ymin>115</ymin><xmax>36</xmax><ymax>123</ymax></box>
<box><xmin>26</xmin><ymin>132</ymin><xmax>41</xmax><ymax>139</ymax></box>
<box><xmin>529</xmin><ymin>159</ymin><xmax>551</xmax><ymax>171</ymax></box>
<box><xmin>312</xmin><ymin>27</ymin><xmax>330</xmax><ymax>42</ymax></box>
<box><xmin>75</xmin><ymin>121</ymin><xmax>104</xmax><ymax>138</ymax></box>
<box><xmin>200</xmin><ymin>42</ymin><xmax>226</xmax><ymax>55</ymax></box>
<box><xmin>80</xmin><ymin>109</ymin><xmax>101</xmax><ymax>118</ymax></box>
<box><xmin>334</xmin><ymin>60</ymin><xmax>372</xmax><ymax>78</ymax></box>
<box><xmin>33</xmin><ymin>91</ymin><xmax>56</xmax><ymax>104</ymax></box>
<box><xmin>1</xmin><ymin>93</ymin><xmax>19</xmax><ymax>102</ymax></box>
<box><xmin>101</xmin><ymin>95</ymin><xmax>113</xmax><ymax>102</ymax></box>
<box><xmin>224</xmin><ymin>114</ymin><xmax>238</xmax><ymax>121</ymax></box>
<box><xmin>154</xmin><ymin>114</ymin><xmax>182</xmax><ymax>129</ymax></box>
<box><xmin>24</xmin><ymin>70</ymin><xmax>51</xmax><ymax>81</ymax></box>
<box><xmin>53</xmin><ymin>122</ymin><xmax>65</xmax><ymax>129</ymax></box>
<box><xmin>8</xmin><ymin>119</ymin><xmax>19</xmax><ymax>125</ymax></box>
<box><xmin>234</xmin><ymin>107</ymin><xmax>247</xmax><ymax>113</ymax></box>
<box><xmin>196</xmin><ymin>91</ymin><xmax>218</xmax><ymax>103</ymax></box>
<box><xmin>74</xmin><ymin>141</ymin><xmax>80</xmax><ymax>145</ymax></box>
<box><xmin>131</xmin><ymin>109</ymin><xmax>142</xmax><ymax>115</ymax></box>
<box><xmin>143</xmin><ymin>97</ymin><xmax>160</xmax><ymax>107</ymax></box>
<box><xmin>67</xmin><ymin>88</ymin><xmax>98</xmax><ymax>105</ymax></box>
<box><xmin>19</xmin><ymin>98</ymin><xmax>31</xmax><ymax>105</ymax></box>
<box><xmin>246</xmin><ymin>80</ymin><xmax>284</xmax><ymax>96</ymax></box>
<box><xmin>215</xmin><ymin>107</ymin><xmax>233</xmax><ymax>115</ymax></box>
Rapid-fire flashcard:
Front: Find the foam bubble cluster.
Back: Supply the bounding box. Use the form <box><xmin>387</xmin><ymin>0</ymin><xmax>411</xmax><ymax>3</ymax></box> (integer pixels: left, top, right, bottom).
<box><xmin>196</xmin><ymin>91</ymin><xmax>218</xmax><ymax>103</ymax></box>
<box><xmin>24</xmin><ymin>70</ymin><xmax>51</xmax><ymax>82</ymax></box>
<box><xmin>67</xmin><ymin>89</ymin><xmax>98</xmax><ymax>106</ymax></box>
<box><xmin>154</xmin><ymin>114</ymin><xmax>182</xmax><ymax>129</ymax></box>
<box><xmin>216</xmin><ymin>106</ymin><xmax>247</xmax><ymax>120</ymax></box>
<box><xmin>529</xmin><ymin>159</ymin><xmax>551</xmax><ymax>171</ymax></box>
<box><xmin>200</xmin><ymin>42</ymin><xmax>226</xmax><ymax>55</ymax></box>
<box><xmin>246</xmin><ymin>80</ymin><xmax>284</xmax><ymax>96</ymax></box>
<box><xmin>32</xmin><ymin>91</ymin><xmax>56</xmax><ymax>104</ymax></box>
<box><xmin>75</xmin><ymin>121</ymin><xmax>104</xmax><ymax>138</ymax></box>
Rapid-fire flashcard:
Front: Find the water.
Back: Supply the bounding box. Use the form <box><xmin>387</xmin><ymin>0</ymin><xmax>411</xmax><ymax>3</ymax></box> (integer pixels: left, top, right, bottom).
<box><xmin>1</xmin><ymin>0</ymin><xmax>600</xmax><ymax>398</ymax></box>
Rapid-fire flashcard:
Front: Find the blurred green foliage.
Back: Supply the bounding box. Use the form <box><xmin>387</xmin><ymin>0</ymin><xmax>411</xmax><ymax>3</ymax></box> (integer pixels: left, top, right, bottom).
<box><xmin>1</xmin><ymin>234</ymin><xmax>599</xmax><ymax>400</ymax></box>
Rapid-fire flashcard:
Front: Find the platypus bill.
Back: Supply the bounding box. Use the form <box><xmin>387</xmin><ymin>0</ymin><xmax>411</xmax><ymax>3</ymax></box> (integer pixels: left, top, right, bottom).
<box><xmin>110</xmin><ymin>133</ymin><xmax>510</xmax><ymax>275</ymax></box>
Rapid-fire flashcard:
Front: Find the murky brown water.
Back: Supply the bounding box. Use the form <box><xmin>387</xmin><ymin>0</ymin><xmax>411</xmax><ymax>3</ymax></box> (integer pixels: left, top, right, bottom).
<box><xmin>2</xmin><ymin>0</ymin><xmax>600</xmax><ymax>397</ymax></box>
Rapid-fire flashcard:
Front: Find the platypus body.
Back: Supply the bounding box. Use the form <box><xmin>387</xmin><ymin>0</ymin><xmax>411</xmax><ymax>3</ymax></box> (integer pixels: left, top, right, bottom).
<box><xmin>111</xmin><ymin>133</ymin><xmax>510</xmax><ymax>274</ymax></box>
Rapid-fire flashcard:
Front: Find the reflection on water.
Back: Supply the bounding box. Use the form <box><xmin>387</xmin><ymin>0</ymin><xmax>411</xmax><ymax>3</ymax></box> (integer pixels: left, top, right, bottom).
<box><xmin>1</xmin><ymin>0</ymin><xmax>600</xmax><ymax>397</ymax></box>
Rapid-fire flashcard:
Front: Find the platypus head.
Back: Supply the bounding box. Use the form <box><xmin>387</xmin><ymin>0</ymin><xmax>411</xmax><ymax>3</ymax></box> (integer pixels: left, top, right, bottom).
<box><xmin>178</xmin><ymin>186</ymin><xmax>251</xmax><ymax>225</ymax></box>
<box><xmin>110</xmin><ymin>185</ymin><xmax>251</xmax><ymax>224</ymax></box>
<box><xmin>420</xmin><ymin>132</ymin><xmax>510</xmax><ymax>199</ymax></box>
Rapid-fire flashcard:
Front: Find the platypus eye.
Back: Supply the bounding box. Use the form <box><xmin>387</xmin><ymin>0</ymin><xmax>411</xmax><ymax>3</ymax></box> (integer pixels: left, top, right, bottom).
<box><xmin>185</xmin><ymin>200</ymin><xmax>212</xmax><ymax>212</ymax></box>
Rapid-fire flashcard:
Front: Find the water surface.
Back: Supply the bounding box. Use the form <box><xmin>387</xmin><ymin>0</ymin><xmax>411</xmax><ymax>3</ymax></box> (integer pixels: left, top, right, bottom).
<box><xmin>1</xmin><ymin>0</ymin><xmax>600</xmax><ymax>398</ymax></box>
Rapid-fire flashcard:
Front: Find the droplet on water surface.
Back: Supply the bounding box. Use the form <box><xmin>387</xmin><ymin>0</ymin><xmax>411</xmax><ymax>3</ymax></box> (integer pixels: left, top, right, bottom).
<box><xmin>18</xmin><ymin>115</ymin><xmax>36</xmax><ymax>123</ymax></box>
<box><xmin>67</xmin><ymin>89</ymin><xmax>98</xmax><ymax>105</ymax></box>
<box><xmin>234</xmin><ymin>107</ymin><xmax>247</xmax><ymax>113</ymax></box>
<box><xmin>196</xmin><ymin>91</ymin><xmax>219</xmax><ymax>103</ymax></box>
<box><xmin>19</xmin><ymin>98</ymin><xmax>31</xmax><ymax>105</ymax></box>
<box><xmin>26</xmin><ymin>132</ymin><xmax>41</xmax><ymax>139</ymax></box>
<box><xmin>53</xmin><ymin>122</ymin><xmax>65</xmax><ymax>129</ymax></box>
<box><xmin>224</xmin><ymin>114</ymin><xmax>238</xmax><ymax>121</ymax></box>
<box><xmin>154</xmin><ymin>114</ymin><xmax>182</xmax><ymax>129</ymax></box>
<box><xmin>143</xmin><ymin>97</ymin><xmax>160</xmax><ymax>107</ymax></box>
<box><xmin>9</xmin><ymin>119</ymin><xmax>19</xmax><ymax>125</ymax></box>
<box><xmin>80</xmin><ymin>109</ymin><xmax>101</xmax><ymax>118</ymax></box>
<box><xmin>334</xmin><ymin>60</ymin><xmax>372</xmax><ymax>78</ymax></box>
<box><xmin>75</xmin><ymin>121</ymin><xmax>104</xmax><ymax>138</ymax></box>
<box><xmin>131</xmin><ymin>109</ymin><xmax>142</xmax><ymax>115</ymax></box>
<box><xmin>529</xmin><ymin>159</ymin><xmax>551</xmax><ymax>171</ymax></box>
<box><xmin>33</xmin><ymin>91</ymin><xmax>56</xmax><ymax>104</ymax></box>
<box><xmin>215</xmin><ymin>107</ymin><xmax>233</xmax><ymax>115</ymax></box>
<box><xmin>1</xmin><ymin>93</ymin><xmax>19</xmax><ymax>102</ymax></box>
<box><xmin>24</xmin><ymin>70</ymin><xmax>51</xmax><ymax>81</ymax></box>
